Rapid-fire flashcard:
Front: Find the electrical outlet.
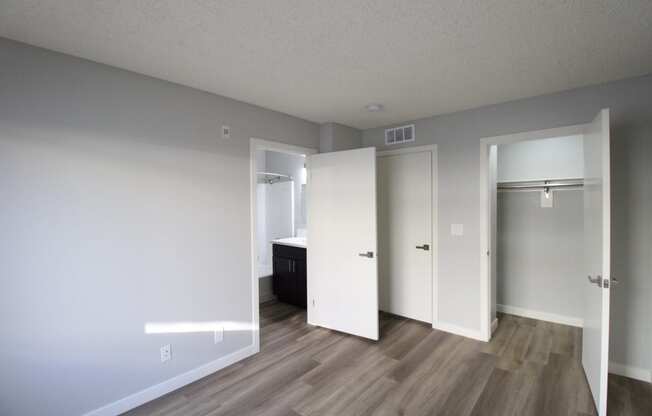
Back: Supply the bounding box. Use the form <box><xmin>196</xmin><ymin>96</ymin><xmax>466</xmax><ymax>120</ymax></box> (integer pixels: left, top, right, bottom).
<box><xmin>214</xmin><ymin>327</ymin><xmax>224</xmax><ymax>344</ymax></box>
<box><xmin>160</xmin><ymin>344</ymin><xmax>171</xmax><ymax>362</ymax></box>
<box><xmin>221</xmin><ymin>125</ymin><xmax>231</xmax><ymax>139</ymax></box>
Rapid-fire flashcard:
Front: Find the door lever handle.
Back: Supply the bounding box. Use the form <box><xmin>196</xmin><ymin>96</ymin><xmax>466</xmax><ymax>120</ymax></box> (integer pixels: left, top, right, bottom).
<box><xmin>587</xmin><ymin>275</ymin><xmax>602</xmax><ymax>287</ymax></box>
<box><xmin>416</xmin><ymin>244</ymin><xmax>430</xmax><ymax>251</ymax></box>
<box><xmin>358</xmin><ymin>251</ymin><xmax>374</xmax><ymax>258</ymax></box>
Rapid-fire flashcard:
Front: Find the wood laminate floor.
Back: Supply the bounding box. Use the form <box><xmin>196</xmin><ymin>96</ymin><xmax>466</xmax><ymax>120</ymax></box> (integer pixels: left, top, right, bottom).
<box><xmin>126</xmin><ymin>301</ymin><xmax>648</xmax><ymax>416</ymax></box>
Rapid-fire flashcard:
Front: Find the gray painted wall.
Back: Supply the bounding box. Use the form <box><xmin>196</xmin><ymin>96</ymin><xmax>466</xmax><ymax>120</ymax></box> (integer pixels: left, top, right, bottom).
<box><xmin>495</xmin><ymin>137</ymin><xmax>585</xmax><ymax>322</ymax></box>
<box><xmin>319</xmin><ymin>122</ymin><xmax>362</xmax><ymax>153</ymax></box>
<box><xmin>497</xmin><ymin>135</ymin><xmax>584</xmax><ymax>182</ymax></box>
<box><xmin>497</xmin><ymin>190</ymin><xmax>585</xmax><ymax>320</ymax></box>
<box><xmin>0</xmin><ymin>37</ymin><xmax>318</xmax><ymax>416</ymax></box>
<box><xmin>363</xmin><ymin>74</ymin><xmax>652</xmax><ymax>373</ymax></box>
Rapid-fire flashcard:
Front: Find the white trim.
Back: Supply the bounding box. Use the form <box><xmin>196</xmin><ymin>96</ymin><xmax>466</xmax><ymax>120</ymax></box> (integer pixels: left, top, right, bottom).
<box><xmin>433</xmin><ymin>321</ymin><xmax>486</xmax><ymax>342</ymax></box>
<box><xmin>491</xmin><ymin>318</ymin><xmax>499</xmax><ymax>334</ymax></box>
<box><xmin>479</xmin><ymin>123</ymin><xmax>588</xmax><ymax>342</ymax></box>
<box><xmin>83</xmin><ymin>344</ymin><xmax>257</xmax><ymax>416</ymax></box>
<box><xmin>497</xmin><ymin>304</ymin><xmax>584</xmax><ymax>328</ymax></box>
<box><xmin>377</xmin><ymin>145</ymin><xmax>439</xmax><ymax>326</ymax></box>
<box><xmin>609</xmin><ymin>362</ymin><xmax>652</xmax><ymax>383</ymax></box>
<box><xmin>249</xmin><ymin>138</ymin><xmax>317</xmax><ymax>351</ymax></box>
<box><xmin>377</xmin><ymin>144</ymin><xmax>437</xmax><ymax>157</ymax></box>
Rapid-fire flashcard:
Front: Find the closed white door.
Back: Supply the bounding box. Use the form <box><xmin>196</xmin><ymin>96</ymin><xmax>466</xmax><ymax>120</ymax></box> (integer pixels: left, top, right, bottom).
<box><xmin>378</xmin><ymin>150</ymin><xmax>433</xmax><ymax>323</ymax></box>
<box><xmin>582</xmin><ymin>108</ymin><xmax>611</xmax><ymax>416</ymax></box>
<box><xmin>307</xmin><ymin>147</ymin><xmax>379</xmax><ymax>340</ymax></box>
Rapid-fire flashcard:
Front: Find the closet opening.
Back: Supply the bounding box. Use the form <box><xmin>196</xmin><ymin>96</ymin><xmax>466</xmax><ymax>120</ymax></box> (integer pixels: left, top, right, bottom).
<box><xmin>491</xmin><ymin>135</ymin><xmax>586</xmax><ymax>330</ymax></box>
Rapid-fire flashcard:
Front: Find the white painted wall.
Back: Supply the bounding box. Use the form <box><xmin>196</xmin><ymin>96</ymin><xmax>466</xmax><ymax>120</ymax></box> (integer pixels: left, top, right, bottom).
<box><xmin>0</xmin><ymin>37</ymin><xmax>319</xmax><ymax>416</ymax></box>
<box><xmin>362</xmin><ymin>74</ymin><xmax>652</xmax><ymax>374</ymax></box>
<box><xmin>497</xmin><ymin>135</ymin><xmax>584</xmax><ymax>182</ymax></box>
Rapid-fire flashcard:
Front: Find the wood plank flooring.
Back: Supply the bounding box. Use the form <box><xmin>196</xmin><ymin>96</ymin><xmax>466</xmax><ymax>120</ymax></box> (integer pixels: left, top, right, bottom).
<box><xmin>125</xmin><ymin>301</ymin><xmax>645</xmax><ymax>416</ymax></box>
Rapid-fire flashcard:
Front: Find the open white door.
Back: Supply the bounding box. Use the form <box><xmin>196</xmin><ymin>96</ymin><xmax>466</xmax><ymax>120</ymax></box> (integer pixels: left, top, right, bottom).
<box><xmin>307</xmin><ymin>147</ymin><xmax>379</xmax><ymax>340</ymax></box>
<box><xmin>582</xmin><ymin>109</ymin><xmax>611</xmax><ymax>416</ymax></box>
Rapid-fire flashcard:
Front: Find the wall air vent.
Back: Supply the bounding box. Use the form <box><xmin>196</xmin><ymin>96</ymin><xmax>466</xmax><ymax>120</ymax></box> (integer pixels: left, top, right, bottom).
<box><xmin>384</xmin><ymin>124</ymin><xmax>415</xmax><ymax>145</ymax></box>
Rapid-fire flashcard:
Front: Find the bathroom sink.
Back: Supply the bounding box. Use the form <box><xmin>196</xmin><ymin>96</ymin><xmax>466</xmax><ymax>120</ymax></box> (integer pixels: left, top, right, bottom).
<box><xmin>271</xmin><ymin>237</ymin><xmax>307</xmax><ymax>248</ymax></box>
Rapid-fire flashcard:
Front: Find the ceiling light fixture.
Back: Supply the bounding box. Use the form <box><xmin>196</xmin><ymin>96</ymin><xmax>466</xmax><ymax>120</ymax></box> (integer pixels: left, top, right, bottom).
<box><xmin>365</xmin><ymin>103</ymin><xmax>384</xmax><ymax>112</ymax></box>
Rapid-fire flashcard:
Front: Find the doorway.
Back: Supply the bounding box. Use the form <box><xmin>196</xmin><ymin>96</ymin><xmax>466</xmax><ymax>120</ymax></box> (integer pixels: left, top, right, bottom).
<box><xmin>377</xmin><ymin>145</ymin><xmax>438</xmax><ymax>324</ymax></box>
<box><xmin>249</xmin><ymin>138</ymin><xmax>317</xmax><ymax>351</ymax></box>
<box><xmin>479</xmin><ymin>109</ymin><xmax>612</xmax><ymax>415</ymax></box>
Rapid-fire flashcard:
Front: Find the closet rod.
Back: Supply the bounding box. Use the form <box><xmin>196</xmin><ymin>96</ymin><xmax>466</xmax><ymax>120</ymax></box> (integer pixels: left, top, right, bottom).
<box><xmin>497</xmin><ymin>178</ymin><xmax>583</xmax><ymax>190</ymax></box>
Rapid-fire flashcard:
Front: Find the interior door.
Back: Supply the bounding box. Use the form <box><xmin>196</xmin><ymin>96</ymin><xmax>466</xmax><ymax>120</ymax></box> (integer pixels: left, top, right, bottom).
<box><xmin>307</xmin><ymin>147</ymin><xmax>379</xmax><ymax>340</ymax></box>
<box><xmin>582</xmin><ymin>108</ymin><xmax>611</xmax><ymax>416</ymax></box>
<box><xmin>378</xmin><ymin>151</ymin><xmax>432</xmax><ymax>323</ymax></box>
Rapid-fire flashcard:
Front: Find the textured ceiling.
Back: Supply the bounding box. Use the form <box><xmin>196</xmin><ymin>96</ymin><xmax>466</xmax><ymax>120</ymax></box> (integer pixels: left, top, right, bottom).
<box><xmin>2</xmin><ymin>1</ymin><xmax>652</xmax><ymax>129</ymax></box>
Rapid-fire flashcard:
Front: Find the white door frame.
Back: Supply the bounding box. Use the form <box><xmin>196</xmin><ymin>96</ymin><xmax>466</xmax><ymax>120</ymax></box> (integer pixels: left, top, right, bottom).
<box><xmin>478</xmin><ymin>124</ymin><xmax>587</xmax><ymax>341</ymax></box>
<box><xmin>377</xmin><ymin>145</ymin><xmax>439</xmax><ymax>326</ymax></box>
<box><xmin>249</xmin><ymin>138</ymin><xmax>317</xmax><ymax>351</ymax></box>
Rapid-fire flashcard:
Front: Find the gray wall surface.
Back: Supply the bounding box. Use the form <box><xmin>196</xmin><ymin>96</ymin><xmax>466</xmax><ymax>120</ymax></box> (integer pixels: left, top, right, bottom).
<box><xmin>0</xmin><ymin>37</ymin><xmax>319</xmax><ymax>416</ymax></box>
<box><xmin>497</xmin><ymin>190</ymin><xmax>585</xmax><ymax>320</ymax></box>
<box><xmin>495</xmin><ymin>137</ymin><xmax>585</xmax><ymax>322</ymax></box>
<box><xmin>497</xmin><ymin>135</ymin><xmax>584</xmax><ymax>182</ymax></box>
<box><xmin>319</xmin><ymin>122</ymin><xmax>362</xmax><ymax>153</ymax></box>
<box><xmin>363</xmin><ymin>74</ymin><xmax>652</xmax><ymax>373</ymax></box>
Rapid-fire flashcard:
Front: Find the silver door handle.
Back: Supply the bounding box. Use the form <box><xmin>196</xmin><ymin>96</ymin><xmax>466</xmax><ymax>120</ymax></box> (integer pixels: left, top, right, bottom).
<box><xmin>358</xmin><ymin>251</ymin><xmax>374</xmax><ymax>258</ymax></box>
<box><xmin>416</xmin><ymin>244</ymin><xmax>430</xmax><ymax>251</ymax></box>
<box><xmin>587</xmin><ymin>275</ymin><xmax>601</xmax><ymax>286</ymax></box>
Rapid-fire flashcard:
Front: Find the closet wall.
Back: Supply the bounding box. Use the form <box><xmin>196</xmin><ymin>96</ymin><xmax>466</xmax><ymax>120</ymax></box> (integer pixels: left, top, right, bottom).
<box><xmin>496</xmin><ymin>136</ymin><xmax>585</xmax><ymax>325</ymax></box>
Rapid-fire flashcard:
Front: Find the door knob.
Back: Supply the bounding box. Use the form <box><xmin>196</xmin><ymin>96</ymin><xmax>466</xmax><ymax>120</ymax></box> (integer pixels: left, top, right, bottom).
<box><xmin>358</xmin><ymin>251</ymin><xmax>374</xmax><ymax>258</ymax></box>
<box><xmin>416</xmin><ymin>244</ymin><xmax>430</xmax><ymax>251</ymax></box>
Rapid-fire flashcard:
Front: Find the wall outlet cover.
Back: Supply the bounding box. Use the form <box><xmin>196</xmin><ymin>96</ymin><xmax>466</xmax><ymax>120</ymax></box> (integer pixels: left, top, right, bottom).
<box><xmin>160</xmin><ymin>344</ymin><xmax>171</xmax><ymax>362</ymax></box>
<box><xmin>451</xmin><ymin>223</ymin><xmax>464</xmax><ymax>236</ymax></box>
<box><xmin>222</xmin><ymin>125</ymin><xmax>231</xmax><ymax>139</ymax></box>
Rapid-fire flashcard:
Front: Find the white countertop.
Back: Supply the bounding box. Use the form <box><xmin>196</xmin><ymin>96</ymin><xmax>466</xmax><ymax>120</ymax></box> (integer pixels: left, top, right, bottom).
<box><xmin>271</xmin><ymin>237</ymin><xmax>307</xmax><ymax>249</ymax></box>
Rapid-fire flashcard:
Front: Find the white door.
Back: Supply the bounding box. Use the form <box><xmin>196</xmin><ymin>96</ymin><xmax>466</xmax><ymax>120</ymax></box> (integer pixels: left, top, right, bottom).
<box><xmin>582</xmin><ymin>108</ymin><xmax>611</xmax><ymax>416</ymax></box>
<box><xmin>307</xmin><ymin>147</ymin><xmax>379</xmax><ymax>340</ymax></box>
<box><xmin>378</xmin><ymin>151</ymin><xmax>433</xmax><ymax>323</ymax></box>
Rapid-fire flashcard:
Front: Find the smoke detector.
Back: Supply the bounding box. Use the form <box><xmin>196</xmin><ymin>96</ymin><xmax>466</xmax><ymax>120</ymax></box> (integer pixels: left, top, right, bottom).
<box><xmin>365</xmin><ymin>103</ymin><xmax>384</xmax><ymax>112</ymax></box>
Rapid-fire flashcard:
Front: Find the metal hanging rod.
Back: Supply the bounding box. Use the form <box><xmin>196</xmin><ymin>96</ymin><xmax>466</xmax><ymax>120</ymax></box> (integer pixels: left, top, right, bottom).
<box><xmin>497</xmin><ymin>178</ymin><xmax>583</xmax><ymax>191</ymax></box>
<box><xmin>256</xmin><ymin>172</ymin><xmax>293</xmax><ymax>184</ymax></box>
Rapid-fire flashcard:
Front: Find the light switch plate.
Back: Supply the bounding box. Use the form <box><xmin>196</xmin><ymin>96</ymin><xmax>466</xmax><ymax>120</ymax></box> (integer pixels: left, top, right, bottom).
<box><xmin>451</xmin><ymin>223</ymin><xmax>464</xmax><ymax>236</ymax></box>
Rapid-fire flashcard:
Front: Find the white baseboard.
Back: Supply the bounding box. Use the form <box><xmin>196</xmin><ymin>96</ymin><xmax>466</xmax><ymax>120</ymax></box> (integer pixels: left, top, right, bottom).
<box><xmin>497</xmin><ymin>304</ymin><xmax>583</xmax><ymax>328</ymax></box>
<box><xmin>83</xmin><ymin>344</ymin><xmax>258</xmax><ymax>416</ymax></box>
<box><xmin>609</xmin><ymin>362</ymin><xmax>652</xmax><ymax>383</ymax></box>
<box><xmin>491</xmin><ymin>318</ymin><xmax>499</xmax><ymax>334</ymax></box>
<box><xmin>432</xmin><ymin>321</ymin><xmax>486</xmax><ymax>342</ymax></box>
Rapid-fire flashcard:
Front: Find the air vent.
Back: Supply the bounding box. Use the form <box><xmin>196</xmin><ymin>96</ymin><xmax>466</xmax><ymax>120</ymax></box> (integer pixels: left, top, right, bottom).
<box><xmin>385</xmin><ymin>124</ymin><xmax>415</xmax><ymax>145</ymax></box>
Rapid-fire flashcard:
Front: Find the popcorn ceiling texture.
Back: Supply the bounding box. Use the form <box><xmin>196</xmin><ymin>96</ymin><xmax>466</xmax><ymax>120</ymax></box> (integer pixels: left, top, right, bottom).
<box><xmin>1</xmin><ymin>0</ymin><xmax>652</xmax><ymax>129</ymax></box>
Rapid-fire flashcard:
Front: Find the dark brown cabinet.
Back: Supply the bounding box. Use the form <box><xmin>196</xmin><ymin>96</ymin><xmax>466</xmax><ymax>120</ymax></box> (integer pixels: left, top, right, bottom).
<box><xmin>272</xmin><ymin>244</ymin><xmax>307</xmax><ymax>308</ymax></box>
